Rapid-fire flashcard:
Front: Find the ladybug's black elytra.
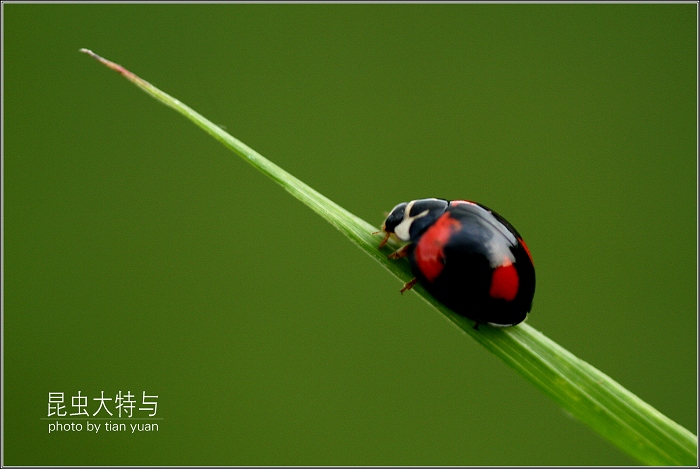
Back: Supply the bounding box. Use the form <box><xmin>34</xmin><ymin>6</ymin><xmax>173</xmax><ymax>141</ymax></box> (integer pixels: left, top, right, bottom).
<box><xmin>377</xmin><ymin>198</ymin><xmax>535</xmax><ymax>328</ymax></box>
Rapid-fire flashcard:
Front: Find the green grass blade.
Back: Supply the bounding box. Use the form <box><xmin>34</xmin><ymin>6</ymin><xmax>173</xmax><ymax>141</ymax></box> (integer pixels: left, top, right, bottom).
<box><xmin>80</xmin><ymin>49</ymin><xmax>697</xmax><ymax>466</ymax></box>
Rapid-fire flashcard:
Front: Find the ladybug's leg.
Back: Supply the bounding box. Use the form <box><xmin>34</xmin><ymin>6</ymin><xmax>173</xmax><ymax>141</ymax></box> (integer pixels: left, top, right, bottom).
<box><xmin>400</xmin><ymin>278</ymin><xmax>418</xmax><ymax>294</ymax></box>
<box><xmin>388</xmin><ymin>244</ymin><xmax>411</xmax><ymax>260</ymax></box>
<box><xmin>376</xmin><ymin>231</ymin><xmax>391</xmax><ymax>249</ymax></box>
<box><xmin>472</xmin><ymin>322</ymin><xmax>480</xmax><ymax>331</ymax></box>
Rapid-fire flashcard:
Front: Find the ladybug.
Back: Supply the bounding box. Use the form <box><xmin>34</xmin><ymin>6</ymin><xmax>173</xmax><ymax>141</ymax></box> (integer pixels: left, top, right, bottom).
<box><xmin>377</xmin><ymin>198</ymin><xmax>535</xmax><ymax>328</ymax></box>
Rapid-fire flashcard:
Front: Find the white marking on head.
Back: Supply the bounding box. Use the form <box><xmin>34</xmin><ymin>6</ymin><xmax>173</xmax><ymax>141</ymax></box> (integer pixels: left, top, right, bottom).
<box><xmin>394</xmin><ymin>200</ymin><xmax>429</xmax><ymax>241</ymax></box>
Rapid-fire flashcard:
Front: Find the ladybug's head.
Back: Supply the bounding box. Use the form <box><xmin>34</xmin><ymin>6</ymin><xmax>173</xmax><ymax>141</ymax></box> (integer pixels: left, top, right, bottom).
<box><xmin>378</xmin><ymin>198</ymin><xmax>449</xmax><ymax>248</ymax></box>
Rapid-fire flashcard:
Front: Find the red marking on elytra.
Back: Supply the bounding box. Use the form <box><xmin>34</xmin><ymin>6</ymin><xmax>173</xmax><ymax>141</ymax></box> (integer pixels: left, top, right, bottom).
<box><xmin>519</xmin><ymin>238</ymin><xmax>533</xmax><ymax>265</ymax></box>
<box><xmin>489</xmin><ymin>260</ymin><xmax>519</xmax><ymax>301</ymax></box>
<box><xmin>414</xmin><ymin>213</ymin><xmax>461</xmax><ymax>282</ymax></box>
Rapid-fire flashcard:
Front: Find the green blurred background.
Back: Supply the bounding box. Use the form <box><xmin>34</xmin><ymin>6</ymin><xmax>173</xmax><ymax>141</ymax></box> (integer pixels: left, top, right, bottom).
<box><xmin>3</xmin><ymin>3</ymin><xmax>696</xmax><ymax>466</ymax></box>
